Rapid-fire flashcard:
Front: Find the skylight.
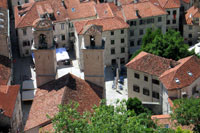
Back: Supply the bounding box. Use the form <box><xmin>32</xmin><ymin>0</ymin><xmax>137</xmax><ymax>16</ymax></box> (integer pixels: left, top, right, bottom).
<box><xmin>71</xmin><ymin>8</ymin><xmax>75</xmax><ymax>12</ymax></box>
<box><xmin>175</xmin><ymin>78</ymin><xmax>180</xmax><ymax>84</ymax></box>
<box><xmin>187</xmin><ymin>71</ymin><xmax>193</xmax><ymax>76</ymax></box>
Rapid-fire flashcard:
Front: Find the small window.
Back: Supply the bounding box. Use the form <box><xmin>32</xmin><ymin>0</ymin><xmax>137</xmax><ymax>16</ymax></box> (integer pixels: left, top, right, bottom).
<box><xmin>61</xmin><ymin>35</ymin><xmax>65</xmax><ymax>40</ymax></box>
<box><xmin>61</xmin><ymin>23</ymin><xmax>65</xmax><ymax>30</ymax></box>
<box><xmin>152</xmin><ymin>79</ymin><xmax>159</xmax><ymax>85</ymax></box>
<box><xmin>192</xmin><ymin>86</ymin><xmax>198</xmax><ymax>95</ymax></box>
<box><xmin>121</xmin><ymin>30</ymin><xmax>124</xmax><ymax>34</ymax></box>
<box><xmin>111</xmin><ymin>59</ymin><xmax>116</xmax><ymax>65</ymax></box>
<box><xmin>173</xmin><ymin>20</ymin><xmax>176</xmax><ymax>24</ymax></box>
<box><xmin>130</xmin><ymin>30</ymin><xmax>134</xmax><ymax>36</ymax></box>
<box><xmin>167</xmin><ymin>11</ymin><xmax>170</xmax><ymax>15</ymax></box>
<box><xmin>134</xmin><ymin>73</ymin><xmax>140</xmax><ymax>79</ymax></box>
<box><xmin>189</xmin><ymin>41</ymin><xmax>192</xmax><ymax>46</ymax></box>
<box><xmin>137</xmin><ymin>39</ymin><xmax>141</xmax><ymax>45</ymax></box>
<box><xmin>111</xmin><ymin>40</ymin><xmax>115</xmax><ymax>45</ymax></box>
<box><xmin>158</xmin><ymin>17</ymin><xmax>162</xmax><ymax>22</ymax></box>
<box><xmin>152</xmin><ymin>91</ymin><xmax>159</xmax><ymax>99</ymax></box>
<box><xmin>143</xmin><ymin>88</ymin><xmax>150</xmax><ymax>96</ymax></box>
<box><xmin>130</xmin><ymin>40</ymin><xmax>134</xmax><ymax>46</ymax></box>
<box><xmin>25</xmin><ymin>0</ymin><xmax>29</xmax><ymax>3</ymax></box>
<box><xmin>23</xmin><ymin>29</ymin><xmax>27</xmax><ymax>35</ymax></box>
<box><xmin>144</xmin><ymin>76</ymin><xmax>148</xmax><ymax>82</ymax></box>
<box><xmin>130</xmin><ymin>21</ymin><xmax>136</xmax><ymax>26</ymax></box>
<box><xmin>111</xmin><ymin>31</ymin><xmax>114</xmax><ymax>35</ymax></box>
<box><xmin>189</xmin><ymin>34</ymin><xmax>192</xmax><ymax>38</ymax></box>
<box><xmin>121</xmin><ymin>38</ymin><xmax>125</xmax><ymax>43</ymax></box>
<box><xmin>165</xmin><ymin>124</ymin><xmax>169</xmax><ymax>128</ymax></box>
<box><xmin>121</xmin><ymin>47</ymin><xmax>125</xmax><ymax>53</ymax></box>
<box><xmin>111</xmin><ymin>48</ymin><xmax>115</xmax><ymax>54</ymax></box>
<box><xmin>139</xmin><ymin>29</ymin><xmax>143</xmax><ymax>35</ymax></box>
<box><xmin>133</xmin><ymin>85</ymin><xmax>140</xmax><ymax>93</ymax></box>
<box><xmin>167</xmin><ymin>20</ymin><xmax>170</xmax><ymax>25</ymax></box>
<box><xmin>120</xmin><ymin>58</ymin><xmax>125</xmax><ymax>64</ymax></box>
<box><xmin>139</xmin><ymin>19</ymin><xmax>145</xmax><ymax>25</ymax></box>
<box><xmin>189</xmin><ymin>25</ymin><xmax>192</xmax><ymax>30</ymax></box>
<box><xmin>173</xmin><ymin>10</ymin><xmax>176</xmax><ymax>15</ymax></box>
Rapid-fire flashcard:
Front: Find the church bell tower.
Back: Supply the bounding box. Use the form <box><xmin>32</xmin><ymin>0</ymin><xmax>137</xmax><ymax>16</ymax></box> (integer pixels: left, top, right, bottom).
<box><xmin>32</xmin><ymin>18</ymin><xmax>57</xmax><ymax>87</ymax></box>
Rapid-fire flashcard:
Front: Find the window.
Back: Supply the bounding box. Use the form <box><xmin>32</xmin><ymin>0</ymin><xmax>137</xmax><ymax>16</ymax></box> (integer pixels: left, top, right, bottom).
<box><xmin>25</xmin><ymin>0</ymin><xmax>29</xmax><ymax>3</ymax></box>
<box><xmin>134</xmin><ymin>73</ymin><xmax>140</xmax><ymax>79</ymax></box>
<box><xmin>130</xmin><ymin>21</ymin><xmax>136</xmax><ymax>26</ymax></box>
<box><xmin>165</xmin><ymin>124</ymin><xmax>169</xmax><ymax>128</ymax></box>
<box><xmin>147</xmin><ymin>18</ymin><xmax>154</xmax><ymax>24</ymax></box>
<box><xmin>130</xmin><ymin>40</ymin><xmax>134</xmax><ymax>46</ymax></box>
<box><xmin>158</xmin><ymin>17</ymin><xmax>162</xmax><ymax>22</ymax></box>
<box><xmin>189</xmin><ymin>34</ymin><xmax>192</xmax><ymax>38</ymax></box>
<box><xmin>121</xmin><ymin>38</ymin><xmax>125</xmax><ymax>43</ymax></box>
<box><xmin>90</xmin><ymin>35</ymin><xmax>95</xmax><ymax>47</ymax></box>
<box><xmin>121</xmin><ymin>47</ymin><xmax>125</xmax><ymax>53</ymax></box>
<box><xmin>111</xmin><ymin>59</ymin><xmax>116</xmax><ymax>65</ymax></box>
<box><xmin>139</xmin><ymin>19</ymin><xmax>145</xmax><ymax>25</ymax></box>
<box><xmin>111</xmin><ymin>40</ymin><xmax>115</xmax><ymax>45</ymax></box>
<box><xmin>133</xmin><ymin>85</ymin><xmax>140</xmax><ymax>93</ymax></box>
<box><xmin>111</xmin><ymin>48</ymin><xmax>115</xmax><ymax>54</ymax></box>
<box><xmin>61</xmin><ymin>23</ymin><xmax>65</xmax><ymax>30</ymax></box>
<box><xmin>139</xmin><ymin>29</ymin><xmax>143</xmax><ymax>35</ymax></box>
<box><xmin>111</xmin><ymin>31</ymin><xmax>114</xmax><ymax>35</ymax></box>
<box><xmin>143</xmin><ymin>88</ymin><xmax>150</xmax><ymax>96</ymax></box>
<box><xmin>167</xmin><ymin>20</ymin><xmax>170</xmax><ymax>25</ymax></box>
<box><xmin>192</xmin><ymin>86</ymin><xmax>198</xmax><ymax>95</ymax></box>
<box><xmin>167</xmin><ymin>11</ymin><xmax>170</xmax><ymax>15</ymax></box>
<box><xmin>121</xmin><ymin>30</ymin><xmax>124</xmax><ymax>34</ymax></box>
<box><xmin>23</xmin><ymin>41</ymin><xmax>30</xmax><ymax>47</ymax></box>
<box><xmin>189</xmin><ymin>41</ymin><xmax>192</xmax><ymax>46</ymax></box>
<box><xmin>173</xmin><ymin>19</ymin><xmax>176</xmax><ymax>24</ymax></box>
<box><xmin>130</xmin><ymin>30</ymin><xmax>134</xmax><ymax>36</ymax></box>
<box><xmin>61</xmin><ymin>35</ymin><xmax>65</xmax><ymax>40</ymax></box>
<box><xmin>152</xmin><ymin>79</ymin><xmax>159</xmax><ymax>85</ymax></box>
<box><xmin>120</xmin><ymin>58</ymin><xmax>125</xmax><ymax>64</ymax></box>
<box><xmin>152</xmin><ymin>91</ymin><xmax>159</xmax><ymax>99</ymax></box>
<box><xmin>23</xmin><ymin>29</ymin><xmax>27</xmax><ymax>35</ymax></box>
<box><xmin>137</xmin><ymin>39</ymin><xmax>141</xmax><ymax>45</ymax></box>
<box><xmin>144</xmin><ymin>76</ymin><xmax>148</xmax><ymax>82</ymax></box>
<box><xmin>189</xmin><ymin>25</ymin><xmax>192</xmax><ymax>30</ymax></box>
<box><xmin>173</xmin><ymin>10</ymin><xmax>176</xmax><ymax>15</ymax></box>
<box><xmin>69</xmin><ymin>23</ymin><xmax>73</xmax><ymax>28</ymax></box>
<box><xmin>69</xmin><ymin>32</ymin><xmax>74</xmax><ymax>37</ymax></box>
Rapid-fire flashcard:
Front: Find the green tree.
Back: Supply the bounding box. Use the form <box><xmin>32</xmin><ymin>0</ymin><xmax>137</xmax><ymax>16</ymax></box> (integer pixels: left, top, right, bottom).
<box><xmin>126</xmin><ymin>97</ymin><xmax>150</xmax><ymax>115</ymax></box>
<box><xmin>131</xmin><ymin>29</ymin><xmax>195</xmax><ymax>60</ymax></box>
<box><xmin>171</xmin><ymin>98</ymin><xmax>200</xmax><ymax>132</ymax></box>
<box><xmin>49</xmin><ymin>100</ymin><xmax>175</xmax><ymax>133</ymax></box>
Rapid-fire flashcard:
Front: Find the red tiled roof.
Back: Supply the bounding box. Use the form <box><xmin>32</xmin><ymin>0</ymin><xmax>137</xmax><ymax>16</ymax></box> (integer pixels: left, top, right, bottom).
<box><xmin>96</xmin><ymin>3</ymin><xmax>115</xmax><ymax>18</ymax></box>
<box><xmin>126</xmin><ymin>51</ymin><xmax>179</xmax><ymax>77</ymax></box>
<box><xmin>0</xmin><ymin>55</ymin><xmax>11</xmax><ymax>85</ymax></box>
<box><xmin>122</xmin><ymin>1</ymin><xmax>167</xmax><ymax>21</ymax></box>
<box><xmin>74</xmin><ymin>17</ymin><xmax>129</xmax><ymax>34</ymax></box>
<box><xmin>67</xmin><ymin>1</ymin><xmax>97</xmax><ymax>20</ymax></box>
<box><xmin>160</xmin><ymin>56</ymin><xmax>200</xmax><ymax>90</ymax></box>
<box><xmin>118</xmin><ymin>0</ymin><xmax>135</xmax><ymax>5</ymax></box>
<box><xmin>40</xmin><ymin>123</ymin><xmax>54</xmax><ymax>133</ymax></box>
<box><xmin>0</xmin><ymin>85</ymin><xmax>20</xmax><ymax>118</ymax></box>
<box><xmin>15</xmin><ymin>0</ymin><xmax>69</xmax><ymax>28</ymax></box>
<box><xmin>182</xmin><ymin>0</ymin><xmax>190</xmax><ymax>3</ymax></box>
<box><xmin>185</xmin><ymin>6</ymin><xmax>200</xmax><ymax>25</ymax></box>
<box><xmin>24</xmin><ymin>73</ymin><xmax>102</xmax><ymax>131</ymax></box>
<box><xmin>0</xmin><ymin>0</ymin><xmax>7</xmax><ymax>9</ymax></box>
<box><xmin>155</xmin><ymin>0</ymin><xmax>180</xmax><ymax>9</ymax></box>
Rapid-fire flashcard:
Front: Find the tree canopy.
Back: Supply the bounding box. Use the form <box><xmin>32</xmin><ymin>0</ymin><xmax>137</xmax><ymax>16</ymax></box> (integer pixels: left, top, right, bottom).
<box><xmin>171</xmin><ymin>98</ymin><xmax>200</xmax><ymax>132</ymax></box>
<box><xmin>131</xmin><ymin>29</ymin><xmax>195</xmax><ymax>61</ymax></box>
<box><xmin>48</xmin><ymin>100</ymin><xmax>192</xmax><ymax>133</ymax></box>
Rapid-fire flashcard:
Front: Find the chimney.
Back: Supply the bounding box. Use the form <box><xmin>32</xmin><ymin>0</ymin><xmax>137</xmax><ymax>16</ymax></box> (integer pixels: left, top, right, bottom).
<box><xmin>135</xmin><ymin>10</ymin><xmax>139</xmax><ymax>17</ymax></box>
<box><xmin>62</xmin><ymin>0</ymin><xmax>67</xmax><ymax>9</ymax></box>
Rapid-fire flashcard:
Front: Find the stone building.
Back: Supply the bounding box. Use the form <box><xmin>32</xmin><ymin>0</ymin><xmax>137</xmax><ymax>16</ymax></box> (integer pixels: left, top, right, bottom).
<box><xmin>0</xmin><ymin>85</ymin><xmax>23</xmax><ymax>133</ymax></box>
<box><xmin>32</xmin><ymin>18</ymin><xmax>57</xmax><ymax>87</ymax></box>
<box><xmin>0</xmin><ymin>0</ymin><xmax>10</xmax><ymax>58</ymax></box>
<box><xmin>183</xmin><ymin>5</ymin><xmax>200</xmax><ymax>46</ymax></box>
<box><xmin>74</xmin><ymin>17</ymin><xmax>129</xmax><ymax>69</ymax></box>
<box><xmin>121</xmin><ymin>1</ymin><xmax>167</xmax><ymax>54</ymax></box>
<box><xmin>126</xmin><ymin>51</ymin><xmax>200</xmax><ymax>114</ymax></box>
<box><xmin>14</xmin><ymin>0</ymin><xmax>69</xmax><ymax>57</ymax></box>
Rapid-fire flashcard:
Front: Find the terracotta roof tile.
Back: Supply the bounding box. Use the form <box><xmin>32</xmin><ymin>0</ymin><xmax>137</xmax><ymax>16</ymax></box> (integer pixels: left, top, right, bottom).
<box><xmin>24</xmin><ymin>73</ymin><xmax>102</xmax><ymax>131</ymax></box>
<box><xmin>67</xmin><ymin>1</ymin><xmax>97</xmax><ymax>20</ymax></box>
<box><xmin>74</xmin><ymin>17</ymin><xmax>129</xmax><ymax>34</ymax></box>
<box><xmin>0</xmin><ymin>85</ymin><xmax>20</xmax><ymax>117</ymax></box>
<box><xmin>160</xmin><ymin>56</ymin><xmax>200</xmax><ymax>90</ymax></box>
<box><xmin>185</xmin><ymin>6</ymin><xmax>200</xmax><ymax>25</ymax></box>
<box><xmin>126</xmin><ymin>51</ymin><xmax>179</xmax><ymax>77</ymax></box>
<box><xmin>122</xmin><ymin>1</ymin><xmax>167</xmax><ymax>21</ymax></box>
<box><xmin>96</xmin><ymin>3</ymin><xmax>115</xmax><ymax>18</ymax></box>
<box><xmin>0</xmin><ymin>55</ymin><xmax>11</xmax><ymax>85</ymax></box>
<box><xmin>15</xmin><ymin>0</ymin><xmax>69</xmax><ymax>28</ymax></box>
<box><xmin>0</xmin><ymin>0</ymin><xmax>7</xmax><ymax>9</ymax></box>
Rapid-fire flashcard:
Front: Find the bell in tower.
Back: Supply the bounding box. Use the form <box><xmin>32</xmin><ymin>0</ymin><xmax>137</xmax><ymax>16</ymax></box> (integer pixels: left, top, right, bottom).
<box><xmin>32</xmin><ymin>18</ymin><xmax>57</xmax><ymax>87</ymax></box>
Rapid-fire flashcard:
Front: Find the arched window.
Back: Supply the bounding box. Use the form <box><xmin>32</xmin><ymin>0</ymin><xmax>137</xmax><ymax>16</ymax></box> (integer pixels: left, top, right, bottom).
<box><xmin>39</xmin><ymin>34</ymin><xmax>47</xmax><ymax>48</ymax></box>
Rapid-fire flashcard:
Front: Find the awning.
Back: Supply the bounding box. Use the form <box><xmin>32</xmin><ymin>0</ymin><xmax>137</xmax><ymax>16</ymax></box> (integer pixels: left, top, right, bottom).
<box><xmin>32</xmin><ymin>47</ymin><xmax>70</xmax><ymax>63</ymax></box>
